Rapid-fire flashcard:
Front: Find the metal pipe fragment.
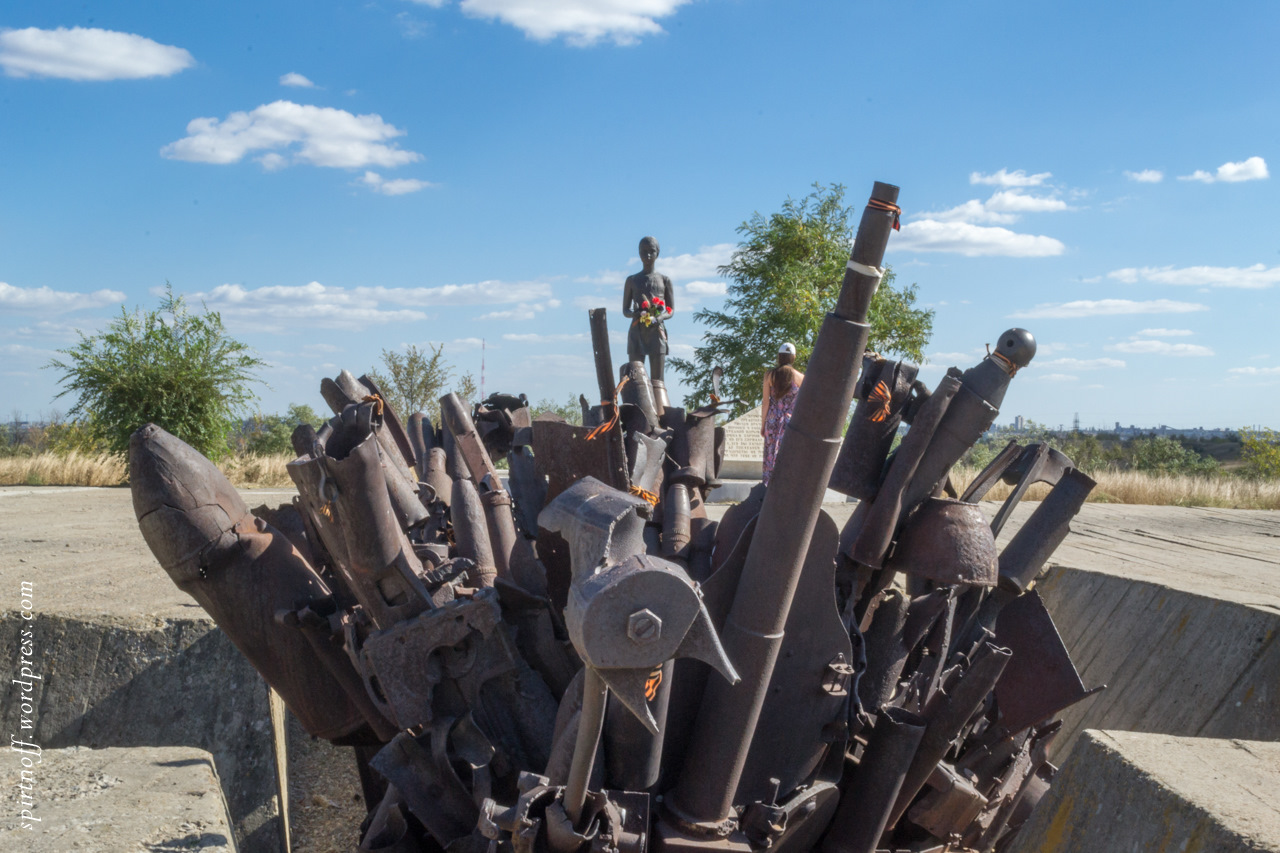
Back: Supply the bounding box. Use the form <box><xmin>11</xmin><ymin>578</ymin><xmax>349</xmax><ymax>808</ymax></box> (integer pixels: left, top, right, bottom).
<box><xmin>821</xmin><ymin>707</ymin><xmax>926</xmax><ymax>853</ymax></box>
<box><xmin>670</xmin><ymin>181</ymin><xmax>899</xmax><ymax>827</ymax></box>
<box><xmin>565</xmin><ymin>668</ymin><xmax>609</xmax><ymax>827</ymax></box>
<box><xmin>887</xmin><ymin>640</ymin><xmax>1013</xmax><ymax>829</ymax></box>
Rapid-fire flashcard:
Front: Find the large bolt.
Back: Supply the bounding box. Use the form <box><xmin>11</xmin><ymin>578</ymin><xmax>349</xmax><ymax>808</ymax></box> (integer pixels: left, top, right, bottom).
<box><xmin>627</xmin><ymin>609</ymin><xmax>662</xmax><ymax>644</ymax></box>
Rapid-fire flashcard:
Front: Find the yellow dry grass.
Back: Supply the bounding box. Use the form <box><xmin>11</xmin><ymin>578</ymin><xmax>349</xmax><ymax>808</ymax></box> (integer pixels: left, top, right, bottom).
<box><xmin>0</xmin><ymin>451</ymin><xmax>129</xmax><ymax>487</ymax></box>
<box><xmin>4</xmin><ymin>453</ymin><xmax>1277</xmax><ymax>509</ymax></box>
<box><xmin>0</xmin><ymin>452</ymin><xmax>295</xmax><ymax>489</ymax></box>
<box><xmin>951</xmin><ymin>467</ymin><xmax>1280</xmax><ymax>510</ymax></box>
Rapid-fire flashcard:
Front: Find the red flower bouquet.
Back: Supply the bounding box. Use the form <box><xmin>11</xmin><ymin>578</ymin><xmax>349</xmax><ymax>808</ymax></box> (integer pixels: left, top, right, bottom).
<box><xmin>639</xmin><ymin>297</ymin><xmax>669</xmax><ymax>327</ymax></box>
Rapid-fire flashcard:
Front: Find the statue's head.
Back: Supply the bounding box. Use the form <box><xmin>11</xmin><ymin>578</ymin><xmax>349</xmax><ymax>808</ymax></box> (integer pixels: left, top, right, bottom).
<box><xmin>639</xmin><ymin>236</ymin><xmax>660</xmax><ymax>264</ymax></box>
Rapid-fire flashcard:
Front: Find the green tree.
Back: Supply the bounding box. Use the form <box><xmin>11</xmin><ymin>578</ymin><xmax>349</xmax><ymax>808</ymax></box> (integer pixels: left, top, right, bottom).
<box><xmin>1239</xmin><ymin>427</ymin><xmax>1280</xmax><ymax>480</ymax></box>
<box><xmin>672</xmin><ymin>183</ymin><xmax>934</xmax><ymax>406</ymax></box>
<box><xmin>1123</xmin><ymin>435</ymin><xmax>1219</xmax><ymax>476</ymax></box>
<box><xmin>368</xmin><ymin>343</ymin><xmax>478</xmax><ymax>423</ymax></box>
<box><xmin>532</xmin><ymin>395</ymin><xmax>583</xmax><ymax>426</ymax></box>
<box><xmin>48</xmin><ymin>285</ymin><xmax>263</xmax><ymax>458</ymax></box>
<box><xmin>237</xmin><ymin>403</ymin><xmax>325</xmax><ymax>456</ymax></box>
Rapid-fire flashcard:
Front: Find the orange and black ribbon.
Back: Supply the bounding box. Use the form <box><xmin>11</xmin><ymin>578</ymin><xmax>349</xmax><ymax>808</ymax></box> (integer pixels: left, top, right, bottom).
<box><xmin>868</xmin><ymin>380</ymin><xmax>892</xmax><ymax>422</ymax></box>
<box><xmin>868</xmin><ymin>198</ymin><xmax>902</xmax><ymax>231</ymax></box>
<box><xmin>585</xmin><ymin>376</ymin><xmax>630</xmax><ymax>440</ymax></box>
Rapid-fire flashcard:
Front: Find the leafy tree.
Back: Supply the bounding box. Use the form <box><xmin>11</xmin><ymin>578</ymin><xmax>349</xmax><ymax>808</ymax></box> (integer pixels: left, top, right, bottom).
<box><xmin>532</xmin><ymin>395</ymin><xmax>583</xmax><ymax>426</ymax></box>
<box><xmin>368</xmin><ymin>343</ymin><xmax>478</xmax><ymax>424</ymax></box>
<box><xmin>1122</xmin><ymin>435</ymin><xmax>1219</xmax><ymax>476</ymax></box>
<box><xmin>1240</xmin><ymin>427</ymin><xmax>1280</xmax><ymax>480</ymax></box>
<box><xmin>48</xmin><ymin>285</ymin><xmax>263</xmax><ymax>458</ymax></box>
<box><xmin>672</xmin><ymin>183</ymin><xmax>934</xmax><ymax>406</ymax></box>
<box><xmin>237</xmin><ymin>403</ymin><xmax>325</xmax><ymax>456</ymax></box>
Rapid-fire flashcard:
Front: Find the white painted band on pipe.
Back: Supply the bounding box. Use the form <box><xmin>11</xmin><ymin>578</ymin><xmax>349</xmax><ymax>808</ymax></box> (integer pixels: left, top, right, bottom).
<box><xmin>846</xmin><ymin>260</ymin><xmax>884</xmax><ymax>279</ymax></box>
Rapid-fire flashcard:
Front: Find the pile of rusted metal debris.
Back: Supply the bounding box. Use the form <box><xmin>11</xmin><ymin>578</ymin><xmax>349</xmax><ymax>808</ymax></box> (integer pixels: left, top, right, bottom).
<box><xmin>131</xmin><ymin>181</ymin><xmax>1101</xmax><ymax>853</ymax></box>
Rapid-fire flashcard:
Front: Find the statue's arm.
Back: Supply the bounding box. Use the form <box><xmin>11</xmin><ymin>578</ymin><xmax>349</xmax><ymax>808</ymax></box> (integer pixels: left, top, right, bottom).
<box><xmin>663</xmin><ymin>275</ymin><xmax>674</xmax><ymax>316</ymax></box>
<box><xmin>622</xmin><ymin>276</ymin><xmax>637</xmax><ymax>319</ymax></box>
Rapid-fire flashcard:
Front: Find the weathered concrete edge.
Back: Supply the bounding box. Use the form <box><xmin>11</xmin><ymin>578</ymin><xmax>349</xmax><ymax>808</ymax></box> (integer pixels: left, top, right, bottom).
<box><xmin>1009</xmin><ymin>730</ymin><xmax>1280</xmax><ymax>853</ymax></box>
<box><xmin>0</xmin><ymin>609</ymin><xmax>282</xmax><ymax>853</ymax></box>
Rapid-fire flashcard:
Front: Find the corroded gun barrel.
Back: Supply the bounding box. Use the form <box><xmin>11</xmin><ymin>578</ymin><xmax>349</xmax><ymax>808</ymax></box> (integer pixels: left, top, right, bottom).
<box><xmin>666</xmin><ymin>181</ymin><xmax>901</xmax><ymax>830</ymax></box>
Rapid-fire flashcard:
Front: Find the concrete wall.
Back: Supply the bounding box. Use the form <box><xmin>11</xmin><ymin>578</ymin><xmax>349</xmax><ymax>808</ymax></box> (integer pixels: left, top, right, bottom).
<box><xmin>0</xmin><ymin>612</ymin><xmax>283</xmax><ymax>853</ymax></box>
<box><xmin>1009</xmin><ymin>731</ymin><xmax>1280</xmax><ymax>853</ymax></box>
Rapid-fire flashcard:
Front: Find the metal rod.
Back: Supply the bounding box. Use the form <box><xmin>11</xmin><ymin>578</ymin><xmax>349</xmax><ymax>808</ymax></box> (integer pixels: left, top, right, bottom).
<box><xmin>565</xmin><ymin>667</ymin><xmax>609</xmax><ymax>827</ymax></box>
<box><xmin>669</xmin><ymin>181</ymin><xmax>900</xmax><ymax>826</ymax></box>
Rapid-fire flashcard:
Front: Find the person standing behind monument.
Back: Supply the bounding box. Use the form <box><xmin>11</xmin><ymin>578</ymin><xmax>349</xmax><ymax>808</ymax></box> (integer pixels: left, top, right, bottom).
<box><xmin>622</xmin><ymin>236</ymin><xmax>675</xmax><ymax>410</ymax></box>
<box><xmin>760</xmin><ymin>343</ymin><xmax>804</xmax><ymax>486</ymax></box>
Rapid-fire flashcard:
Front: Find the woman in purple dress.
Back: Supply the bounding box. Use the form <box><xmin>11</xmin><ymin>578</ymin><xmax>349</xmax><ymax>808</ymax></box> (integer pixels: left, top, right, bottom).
<box><xmin>761</xmin><ymin>342</ymin><xmax>805</xmax><ymax>486</ymax></box>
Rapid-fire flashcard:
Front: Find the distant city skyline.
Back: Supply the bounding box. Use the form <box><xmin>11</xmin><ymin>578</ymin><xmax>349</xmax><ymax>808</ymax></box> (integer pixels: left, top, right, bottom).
<box><xmin>3</xmin><ymin>2</ymin><xmax>1278</xmax><ymax>428</ymax></box>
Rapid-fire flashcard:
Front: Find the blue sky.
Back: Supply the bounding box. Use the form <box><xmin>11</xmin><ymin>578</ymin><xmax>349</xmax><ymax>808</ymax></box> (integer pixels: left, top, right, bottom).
<box><xmin>3</xmin><ymin>1</ymin><xmax>1278</xmax><ymax>430</ymax></box>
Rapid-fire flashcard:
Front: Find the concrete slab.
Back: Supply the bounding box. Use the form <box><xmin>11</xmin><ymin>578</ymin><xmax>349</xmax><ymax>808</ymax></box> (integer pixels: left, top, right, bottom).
<box><xmin>0</xmin><ymin>745</ymin><xmax>237</xmax><ymax>851</ymax></box>
<box><xmin>992</xmin><ymin>502</ymin><xmax>1280</xmax><ymax>757</ymax></box>
<box><xmin>1008</xmin><ymin>730</ymin><xmax>1280</xmax><ymax>853</ymax></box>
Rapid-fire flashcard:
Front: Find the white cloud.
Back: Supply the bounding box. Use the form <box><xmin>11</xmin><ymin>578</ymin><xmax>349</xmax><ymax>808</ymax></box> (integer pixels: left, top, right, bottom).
<box><xmin>1105</xmin><ymin>340</ymin><xmax>1214</xmax><ymax>357</ymax></box>
<box><xmin>1124</xmin><ymin>169</ymin><xmax>1163</xmax><ymax>183</ymax></box>
<box><xmin>684</xmin><ymin>280</ymin><xmax>727</xmax><ymax>296</ymax></box>
<box><xmin>406</xmin><ymin>0</ymin><xmax>450</xmax><ymax>7</ymax></box>
<box><xmin>502</xmin><ymin>333</ymin><xmax>587</xmax><ymax>343</ymax></box>
<box><xmin>929</xmin><ymin>350</ymin><xmax>984</xmax><ymax>364</ymax></box>
<box><xmin>1041</xmin><ymin>357</ymin><xmax>1126</xmax><ymax>370</ymax></box>
<box><xmin>922</xmin><ymin>200</ymin><xmax>1018</xmax><ymax>226</ymax></box>
<box><xmin>179</xmin><ymin>279</ymin><xmax>553</xmax><ymax>331</ymax></box>
<box><xmin>0</xmin><ymin>282</ymin><xmax>125</xmax><ymax>313</ymax></box>
<box><xmin>359</xmin><ymin>171</ymin><xmax>434</xmax><ymax>195</ymax></box>
<box><xmin>1108</xmin><ymin>263</ymin><xmax>1280</xmax><ymax>289</ymax></box>
<box><xmin>1009</xmin><ymin>299</ymin><xmax>1209</xmax><ymax>319</ymax></box>
<box><xmin>892</xmin><ymin>220</ymin><xmax>1065</xmax><ymax>257</ymax></box>
<box><xmin>1178</xmin><ymin>156</ymin><xmax>1269</xmax><ymax>183</ymax></box>
<box><xmin>0</xmin><ymin>26</ymin><xmax>193</xmax><ymax>80</ymax></box>
<box><xmin>476</xmin><ymin>299</ymin><xmax>553</xmax><ymax>321</ymax></box>
<box><xmin>280</xmin><ymin>72</ymin><xmax>316</xmax><ymax>88</ymax></box>
<box><xmin>1228</xmin><ymin>366</ymin><xmax>1280</xmax><ymax>376</ymax></box>
<box><xmin>626</xmin><ymin>242</ymin><xmax>733</xmax><ymax>282</ymax></box>
<box><xmin>456</xmin><ymin>0</ymin><xmax>693</xmax><ymax>46</ymax></box>
<box><xmin>983</xmin><ymin>190</ymin><xmax>1069</xmax><ymax>214</ymax></box>
<box><xmin>1040</xmin><ymin>373</ymin><xmax>1079</xmax><ymax>382</ymax></box>
<box><xmin>1133</xmin><ymin>328</ymin><xmax>1192</xmax><ymax>338</ymax></box>
<box><xmin>969</xmin><ymin>169</ymin><xmax>1051</xmax><ymax>187</ymax></box>
<box><xmin>161</xmin><ymin>100</ymin><xmax>422</xmax><ymax>170</ymax></box>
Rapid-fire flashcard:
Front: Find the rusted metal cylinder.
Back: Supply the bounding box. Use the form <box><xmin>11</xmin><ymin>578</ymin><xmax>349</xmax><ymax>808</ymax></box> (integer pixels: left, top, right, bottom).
<box><xmin>857</xmin><ymin>589</ymin><xmax>911</xmax><ymax>713</ymax></box>
<box><xmin>589</xmin><ymin>308</ymin><xmax>616</xmax><ymax>407</ymax></box>
<box><xmin>452</xmin><ymin>477</ymin><xmax>497</xmax><ymax>587</ymax></box>
<box><xmin>829</xmin><ymin>357</ymin><xmax>918</xmax><ymax>501</ymax></box>
<box><xmin>662</xmin><ymin>482</ymin><xmax>692</xmax><ymax>561</ymax></box>
<box><xmin>668</xmin><ymin>181</ymin><xmax>899</xmax><ymax>827</ymax></box>
<box><xmin>621</xmin><ymin>361</ymin><xmax>661</xmax><ymax>433</ymax></box>
<box><xmin>565</xmin><ymin>668</ymin><xmax>609</xmax><ymax>826</ymax></box>
<box><xmin>604</xmin><ymin>659</ymin><xmax>673</xmax><ymax>792</ymax></box>
<box><xmin>408</xmin><ymin>412</ymin><xmax>432</xmax><ymax>481</ymax></box>
<box><xmin>130</xmin><ymin>424</ymin><xmax>367</xmax><ymax>740</ymax></box>
<box><xmin>820</xmin><ymin>706</ymin><xmax>926</xmax><ymax>853</ymax></box>
<box><xmin>850</xmin><ymin>374</ymin><xmax>961</xmax><ymax>568</ymax></box>
<box><xmin>998</xmin><ymin>468</ymin><xmax>1096</xmax><ymax>594</ymax></box>
<box><xmin>887</xmin><ymin>640</ymin><xmax>1013</xmax><ymax>829</ymax></box>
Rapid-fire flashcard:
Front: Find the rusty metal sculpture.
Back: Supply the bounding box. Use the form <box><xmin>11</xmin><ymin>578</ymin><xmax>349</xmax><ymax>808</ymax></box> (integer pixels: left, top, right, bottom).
<box><xmin>130</xmin><ymin>181</ymin><xmax>1102</xmax><ymax>853</ymax></box>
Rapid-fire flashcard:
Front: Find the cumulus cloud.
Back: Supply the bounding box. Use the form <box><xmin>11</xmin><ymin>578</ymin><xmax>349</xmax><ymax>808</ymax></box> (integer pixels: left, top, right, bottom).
<box><xmin>1228</xmin><ymin>366</ymin><xmax>1280</xmax><ymax>376</ymax></box>
<box><xmin>455</xmin><ymin>0</ymin><xmax>693</xmax><ymax>46</ymax></box>
<box><xmin>893</xmin><ymin>220</ymin><xmax>1065</xmax><ymax>257</ymax></box>
<box><xmin>1040</xmin><ymin>357</ymin><xmax>1126</xmax><ymax>370</ymax></box>
<box><xmin>983</xmin><ymin>190</ymin><xmax>1069</xmax><ymax>214</ymax></box>
<box><xmin>502</xmin><ymin>333</ymin><xmax>587</xmax><ymax>343</ymax></box>
<box><xmin>684</xmin><ymin>280</ymin><xmax>727</xmax><ymax>296</ymax></box>
<box><xmin>178</xmin><ymin>279</ymin><xmax>552</xmax><ymax>331</ymax></box>
<box><xmin>0</xmin><ymin>26</ymin><xmax>193</xmax><ymax>80</ymax></box>
<box><xmin>161</xmin><ymin>101</ymin><xmax>422</xmax><ymax>170</ymax></box>
<box><xmin>359</xmin><ymin>171</ymin><xmax>434</xmax><ymax>195</ymax></box>
<box><xmin>634</xmin><ymin>243</ymin><xmax>734</xmax><ymax>282</ymax></box>
<box><xmin>969</xmin><ymin>169</ymin><xmax>1051</xmax><ymax>187</ymax></box>
<box><xmin>1133</xmin><ymin>328</ymin><xmax>1192</xmax><ymax>337</ymax></box>
<box><xmin>1106</xmin><ymin>340</ymin><xmax>1214</xmax><ymax>357</ymax></box>
<box><xmin>1124</xmin><ymin>169</ymin><xmax>1164</xmax><ymax>183</ymax></box>
<box><xmin>0</xmin><ymin>282</ymin><xmax>125</xmax><ymax>313</ymax></box>
<box><xmin>279</xmin><ymin>72</ymin><xmax>316</xmax><ymax>88</ymax></box>
<box><xmin>1108</xmin><ymin>263</ymin><xmax>1280</xmax><ymax>289</ymax></box>
<box><xmin>1178</xmin><ymin>156</ymin><xmax>1268</xmax><ymax>183</ymax></box>
<box><xmin>1008</xmin><ymin>299</ymin><xmax>1208</xmax><ymax>319</ymax></box>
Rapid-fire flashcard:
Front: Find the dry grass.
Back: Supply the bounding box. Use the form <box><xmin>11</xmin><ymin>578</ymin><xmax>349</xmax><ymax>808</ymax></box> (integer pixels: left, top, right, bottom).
<box><xmin>952</xmin><ymin>466</ymin><xmax>1280</xmax><ymax>510</ymax></box>
<box><xmin>0</xmin><ymin>451</ymin><xmax>128</xmax><ymax>487</ymax></box>
<box><xmin>4</xmin><ymin>452</ymin><xmax>1277</xmax><ymax>509</ymax></box>
<box><xmin>0</xmin><ymin>451</ymin><xmax>294</xmax><ymax>489</ymax></box>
